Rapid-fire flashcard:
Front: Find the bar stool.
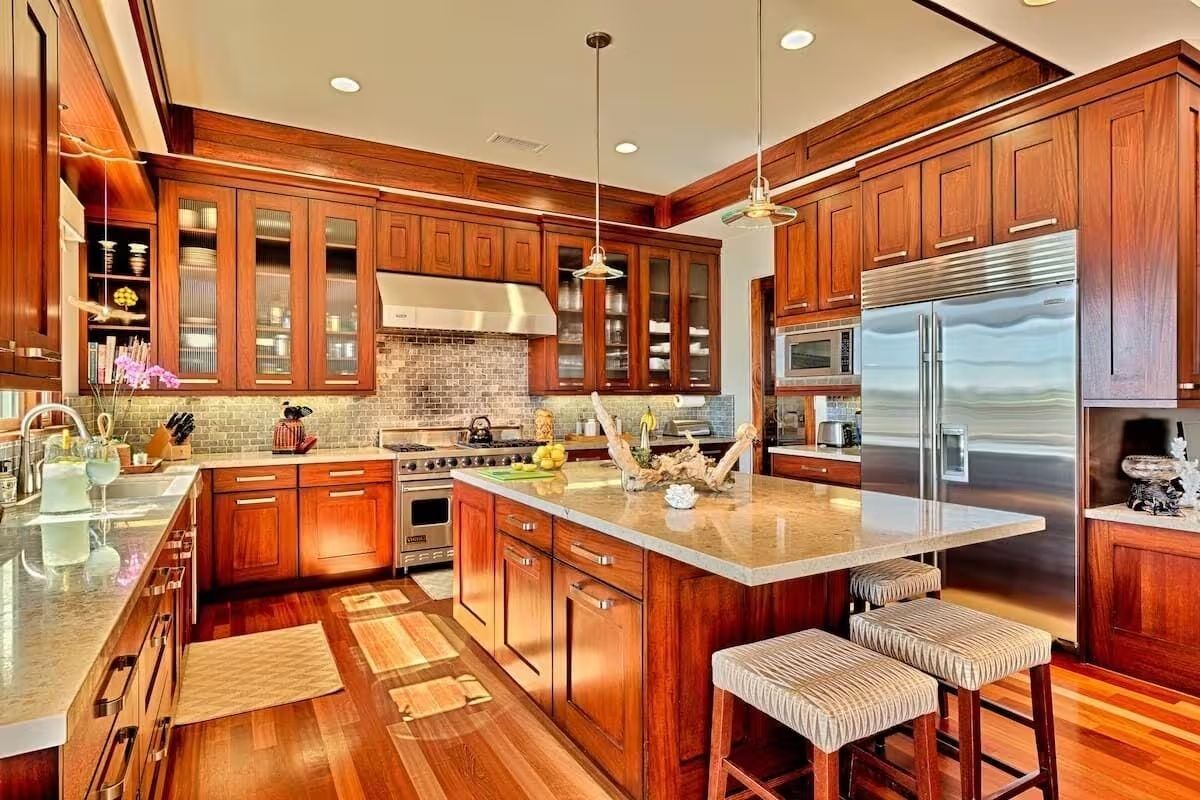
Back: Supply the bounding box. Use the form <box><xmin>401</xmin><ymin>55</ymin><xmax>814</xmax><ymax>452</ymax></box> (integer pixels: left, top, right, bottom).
<box><xmin>850</xmin><ymin>598</ymin><xmax>1058</xmax><ymax>800</ymax></box>
<box><xmin>849</xmin><ymin>558</ymin><xmax>942</xmax><ymax>612</ymax></box>
<box><xmin>707</xmin><ymin>629</ymin><xmax>942</xmax><ymax>800</ymax></box>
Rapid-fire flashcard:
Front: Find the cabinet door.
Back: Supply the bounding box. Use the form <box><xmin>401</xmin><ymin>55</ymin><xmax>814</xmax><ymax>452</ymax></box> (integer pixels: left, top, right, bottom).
<box><xmin>308</xmin><ymin>200</ymin><xmax>375</xmax><ymax>391</ymax></box>
<box><xmin>299</xmin><ymin>483</ymin><xmax>393</xmax><ymax>576</ymax></box>
<box><xmin>641</xmin><ymin>247</ymin><xmax>678</xmax><ymax>392</ymax></box>
<box><xmin>1080</xmin><ymin>81</ymin><xmax>1178</xmax><ymax>404</ymax></box>
<box><xmin>817</xmin><ymin>188</ymin><xmax>861</xmax><ymax>311</ymax></box>
<box><xmin>464</xmin><ymin>222</ymin><xmax>504</xmax><ymax>281</ymax></box>
<box><xmin>494</xmin><ymin>533</ymin><xmax>552</xmax><ymax>712</ymax></box>
<box><xmin>679</xmin><ymin>251</ymin><xmax>719</xmax><ymax>392</ymax></box>
<box><xmin>376</xmin><ymin>210</ymin><xmax>421</xmax><ymax>273</ymax></box>
<box><xmin>452</xmin><ymin>481</ymin><xmax>495</xmax><ymax>651</ymax></box>
<box><xmin>863</xmin><ymin>165</ymin><xmax>920</xmax><ymax>268</ymax></box>
<box><xmin>1180</xmin><ymin>81</ymin><xmax>1200</xmax><ymax>400</ymax></box>
<box><xmin>159</xmin><ymin>180</ymin><xmax>237</xmax><ymax>391</ymax></box>
<box><xmin>993</xmin><ymin>113</ymin><xmax>1078</xmax><ymax>243</ymax></box>
<box><xmin>921</xmin><ymin>141</ymin><xmax>991</xmax><ymax>258</ymax></box>
<box><xmin>593</xmin><ymin>241</ymin><xmax>638</xmax><ymax>391</ymax></box>
<box><xmin>543</xmin><ymin>233</ymin><xmax>592</xmax><ymax>391</ymax></box>
<box><xmin>236</xmin><ymin>192</ymin><xmax>309</xmax><ymax>391</ymax></box>
<box><xmin>774</xmin><ymin>203</ymin><xmax>818</xmax><ymax>320</ymax></box>
<box><xmin>420</xmin><ymin>217</ymin><xmax>464</xmax><ymax>277</ymax></box>
<box><xmin>553</xmin><ymin>562</ymin><xmax>643</xmax><ymax>799</ymax></box>
<box><xmin>0</xmin><ymin>0</ymin><xmax>11</xmax><ymax>376</ymax></box>
<box><xmin>11</xmin><ymin>0</ymin><xmax>58</xmax><ymax>381</ymax></box>
<box><xmin>503</xmin><ymin>227</ymin><xmax>542</xmax><ymax>284</ymax></box>
<box><xmin>213</xmin><ymin>490</ymin><xmax>299</xmax><ymax>586</ymax></box>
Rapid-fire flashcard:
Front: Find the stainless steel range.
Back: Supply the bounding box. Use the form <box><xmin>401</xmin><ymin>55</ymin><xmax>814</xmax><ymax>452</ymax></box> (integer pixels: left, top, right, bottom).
<box><xmin>380</xmin><ymin>424</ymin><xmax>545</xmax><ymax>571</ymax></box>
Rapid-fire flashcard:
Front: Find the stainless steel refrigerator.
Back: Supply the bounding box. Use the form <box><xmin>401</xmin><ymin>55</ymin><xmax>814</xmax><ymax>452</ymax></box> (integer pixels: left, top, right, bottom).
<box><xmin>860</xmin><ymin>231</ymin><xmax>1078</xmax><ymax>645</ymax></box>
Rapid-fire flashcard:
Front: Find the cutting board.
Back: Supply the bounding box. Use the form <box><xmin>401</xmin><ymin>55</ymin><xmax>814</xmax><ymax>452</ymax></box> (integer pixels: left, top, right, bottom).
<box><xmin>479</xmin><ymin>467</ymin><xmax>558</xmax><ymax>481</ymax></box>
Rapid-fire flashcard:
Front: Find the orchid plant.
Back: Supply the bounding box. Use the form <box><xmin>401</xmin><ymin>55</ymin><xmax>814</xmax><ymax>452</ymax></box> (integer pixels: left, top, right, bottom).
<box><xmin>90</xmin><ymin>354</ymin><xmax>181</xmax><ymax>441</ymax></box>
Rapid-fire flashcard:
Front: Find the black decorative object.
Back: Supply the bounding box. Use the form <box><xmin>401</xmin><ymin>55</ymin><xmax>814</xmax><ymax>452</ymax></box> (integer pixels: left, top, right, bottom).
<box><xmin>1127</xmin><ymin>480</ymin><xmax>1182</xmax><ymax>516</ymax></box>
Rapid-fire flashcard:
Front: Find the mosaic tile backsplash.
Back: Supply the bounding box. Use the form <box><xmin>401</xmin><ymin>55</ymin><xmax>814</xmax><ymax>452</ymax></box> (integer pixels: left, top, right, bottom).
<box><xmin>69</xmin><ymin>332</ymin><xmax>735</xmax><ymax>453</ymax></box>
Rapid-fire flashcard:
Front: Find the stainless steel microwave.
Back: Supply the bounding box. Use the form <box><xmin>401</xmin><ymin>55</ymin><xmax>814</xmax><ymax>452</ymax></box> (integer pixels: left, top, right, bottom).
<box><xmin>777</xmin><ymin>325</ymin><xmax>860</xmax><ymax>379</ymax></box>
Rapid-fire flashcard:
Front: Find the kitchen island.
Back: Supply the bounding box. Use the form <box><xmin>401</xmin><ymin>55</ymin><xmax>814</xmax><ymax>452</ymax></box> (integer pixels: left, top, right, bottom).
<box><xmin>450</xmin><ymin>462</ymin><xmax>1045</xmax><ymax>800</ymax></box>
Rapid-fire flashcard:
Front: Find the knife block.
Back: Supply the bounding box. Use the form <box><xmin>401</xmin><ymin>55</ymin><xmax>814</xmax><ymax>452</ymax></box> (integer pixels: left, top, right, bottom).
<box><xmin>146</xmin><ymin>425</ymin><xmax>192</xmax><ymax>462</ymax></box>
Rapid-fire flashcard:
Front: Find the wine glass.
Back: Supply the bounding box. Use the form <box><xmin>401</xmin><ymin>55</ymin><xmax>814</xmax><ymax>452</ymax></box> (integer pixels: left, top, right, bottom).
<box><xmin>83</xmin><ymin>439</ymin><xmax>121</xmax><ymax>514</ymax></box>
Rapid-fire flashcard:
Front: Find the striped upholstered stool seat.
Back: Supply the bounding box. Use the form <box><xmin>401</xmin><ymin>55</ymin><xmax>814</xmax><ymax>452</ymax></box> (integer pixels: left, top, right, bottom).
<box><xmin>850</xmin><ymin>597</ymin><xmax>1051</xmax><ymax>690</ymax></box>
<box><xmin>849</xmin><ymin>558</ymin><xmax>942</xmax><ymax>608</ymax></box>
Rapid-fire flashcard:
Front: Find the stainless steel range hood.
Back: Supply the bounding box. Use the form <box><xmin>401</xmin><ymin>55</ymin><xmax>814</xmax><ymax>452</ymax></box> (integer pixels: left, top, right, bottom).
<box><xmin>377</xmin><ymin>273</ymin><xmax>556</xmax><ymax>336</ymax></box>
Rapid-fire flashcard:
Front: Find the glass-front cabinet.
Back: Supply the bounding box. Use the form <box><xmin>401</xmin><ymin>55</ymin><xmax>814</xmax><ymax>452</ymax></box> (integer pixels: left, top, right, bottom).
<box><xmin>680</xmin><ymin>251</ymin><xmax>719</xmax><ymax>391</ymax></box>
<box><xmin>595</xmin><ymin>241</ymin><xmax>638</xmax><ymax>391</ymax></box>
<box><xmin>547</xmin><ymin>233</ymin><xmax>589</xmax><ymax>391</ymax></box>
<box><xmin>308</xmin><ymin>200</ymin><xmax>375</xmax><ymax>392</ymax></box>
<box><xmin>159</xmin><ymin>181</ymin><xmax>237</xmax><ymax>390</ymax></box>
<box><xmin>236</xmin><ymin>192</ymin><xmax>308</xmax><ymax>390</ymax></box>
<box><xmin>639</xmin><ymin>247</ymin><xmax>677</xmax><ymax>391</ymax></box>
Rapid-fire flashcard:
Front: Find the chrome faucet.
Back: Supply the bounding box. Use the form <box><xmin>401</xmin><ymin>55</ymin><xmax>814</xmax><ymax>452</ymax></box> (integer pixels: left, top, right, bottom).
<box><xmin>18</xmin><ymin>403</ymin><xmax>91</xmax><ymax>496</ymax></box>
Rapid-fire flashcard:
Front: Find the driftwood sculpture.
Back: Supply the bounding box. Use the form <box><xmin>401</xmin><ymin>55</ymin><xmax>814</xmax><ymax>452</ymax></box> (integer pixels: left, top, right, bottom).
<box><xmin>590</xmin><ymin>392</ymin><xmax>757</xmax><ymax>492</ymax></box>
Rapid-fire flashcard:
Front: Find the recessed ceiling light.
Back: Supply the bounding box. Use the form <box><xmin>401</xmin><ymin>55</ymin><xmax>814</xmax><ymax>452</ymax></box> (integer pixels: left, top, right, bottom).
<box><xmin>1022</xmin><ymin>0</ymin><xmax>1056</xmax><ymax>6</ymax></box>
<box><xmin>614</xmin><ymin>141</ymin><xmax>638</xmax><ymax>154</ymax></box>
<box><xmin>330</xmin><ymin>76</ymin><xmax>361</xmax><ymax>93</ymax></box>
<box><xmin>780</xmin><ymin>29</ymin><xmax>815</xmax><ymax>50</ymax></box>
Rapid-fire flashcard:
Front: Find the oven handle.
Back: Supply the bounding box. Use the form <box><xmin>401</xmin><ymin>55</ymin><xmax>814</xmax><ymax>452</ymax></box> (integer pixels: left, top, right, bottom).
<box><xmin>400</xmin><ymin>483</ymin><xmax>454</xmax><ymax>493</ymax></box>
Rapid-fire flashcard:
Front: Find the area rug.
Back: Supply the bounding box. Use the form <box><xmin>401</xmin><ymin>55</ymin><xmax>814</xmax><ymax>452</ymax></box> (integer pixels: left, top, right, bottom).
<box><xmin>411</xmin><ymin>568</ymin><xmax>453</xmax><ymax>601</ymax></box>
<box><xmin>174</xmin><ymin>622</ymin><xmax>343</xmax><ymax>725</ymax></box>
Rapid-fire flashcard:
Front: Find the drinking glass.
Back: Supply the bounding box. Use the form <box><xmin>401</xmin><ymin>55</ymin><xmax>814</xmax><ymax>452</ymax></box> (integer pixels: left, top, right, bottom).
<box><xmin>83</xmin><ymin>439</ymin><xmax>121</xmax><ymax>513</ymax></box>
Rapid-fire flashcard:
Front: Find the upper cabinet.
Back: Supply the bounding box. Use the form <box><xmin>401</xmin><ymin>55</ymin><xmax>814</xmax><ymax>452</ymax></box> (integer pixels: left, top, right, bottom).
<box><xmin>420</xmin><ymin>217</ymin><xmax>464</xmax><ymax>277</ymax></box>
<box><xmin>863</xmin><ymin>165</ymin><xmax>920</xmax><ymax>269</ymax></box>
<box><xmin>992</xmin><ymin>113</ymin><xmax>1078</xmax><ymax>243</ymax></box>
<box><xmin>920</xmin><ymin>141</ymin><xmax>991</xmax><ymax>258</ymax></box>
<box><xmin>640</xmin><ymin>247</ymin><xmax>678</xmax><ymax>392</ymax></box>
<box><xmin>594</xmin><ymin>241</ymin><xmax>638</xmax><ymax>392</ymax></box>
<box><xmin>816</xmin><ymin>190</ymin><xmax>860</xmax><ymax>313</ymax></box>
<box><xmin>774</xmin><ymin>182</ymin><xmax>861</xmax><ymax>327</ymax></box>
<box><xmin>679</xmin><ymin>250</ymin><xmax>719</xmax><ymax>391</ymax></box>
<box><xmin>308</xmin><ymin>200</ymin><xmax>375</xmax><ymax>392</ymax></box>
<box><xmin>774</xmin><ymin>204</ymin><xmax>818</xmax><ymax>319</ymax></box>
<box><xmin>375</xmin><ymin>210</ymin><xmax>421</xmax><ymax>273</ymax></box>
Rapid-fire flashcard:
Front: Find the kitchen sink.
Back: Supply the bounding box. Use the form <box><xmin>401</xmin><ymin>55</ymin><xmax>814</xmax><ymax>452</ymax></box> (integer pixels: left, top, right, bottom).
<box><xmin>91</xmin><ymin>475</ymin><xmax>192</xmax><ymax>500</ymax></box>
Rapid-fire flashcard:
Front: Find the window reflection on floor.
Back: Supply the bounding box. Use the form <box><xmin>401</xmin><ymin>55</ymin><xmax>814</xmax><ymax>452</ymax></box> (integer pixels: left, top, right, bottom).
<box><xmin>338</xmin><ymin>587</ymin><xmax>410</xmax><ymax>613</ymax></box>
<box><xmin>350</xmin><ymin>611</ymin><xmax>458</xmax><ymax>673</ymax></box>
<box><xmin>389</xmin><ymin>674</ymin><xmax>492</xmax><ymax>721</ymax></box>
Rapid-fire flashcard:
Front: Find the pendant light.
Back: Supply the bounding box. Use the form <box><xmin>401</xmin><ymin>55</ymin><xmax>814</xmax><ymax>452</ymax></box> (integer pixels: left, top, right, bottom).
<box><xmin>573</xmin><ymin>31</ymin><xmax>623</xmax><ymax>281</ymax></box>
<box><xmin>722</xmin><ymin>0</ymin><xmax>797</xmax><ymax>229</ymax></box>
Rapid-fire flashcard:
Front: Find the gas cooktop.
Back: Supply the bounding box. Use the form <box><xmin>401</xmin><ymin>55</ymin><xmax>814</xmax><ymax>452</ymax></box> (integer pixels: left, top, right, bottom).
<box><xmin>459</xmin><ymin>439</ymin><xmax>546</xmax><ymax>449</ymax></box>
<box><xmin>383</xmin><ymin>443</ymin><xmax>436</xmax><ymax>453</ymax></box>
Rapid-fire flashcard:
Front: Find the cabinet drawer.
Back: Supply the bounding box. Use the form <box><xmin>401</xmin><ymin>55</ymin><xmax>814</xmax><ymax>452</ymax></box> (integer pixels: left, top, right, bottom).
<box><xmin>495</xmin><ymin>496</ymin><xmax>552</xmax><ymax>552</ymax></box>
<box><xmin>212</xmin><ymin>465</ymin><xmax>297</xmax><ymax>493</ymax></box>
<box><xmin>299</xmin><ymin>460</ymin><xmax>392</xmax><ymax>487</ymax></box>
<box><xmin>553</xmin><ymin>519</ymin><xmax>644</xmax><ymax>599</ymax></box>
<box><xmin>771</xmin><ymin>454</ymin><xmax>861</xmax><ymax>487</ymax></box>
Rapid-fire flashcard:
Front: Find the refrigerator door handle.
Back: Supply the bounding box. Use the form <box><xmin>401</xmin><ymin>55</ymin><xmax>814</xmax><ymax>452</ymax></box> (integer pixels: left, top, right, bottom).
<box><xmin>929</xmin><ymin>311</ymin><xmax>943</xmax><ymax>501</ymax></box>
<box><xmin>918</xmin><ymin>313</ymin><xmax>929</xmax><ymax>499</ymax></box>
<box><xmin>939</xmin><ymin>425</ymin><xmax>969</xmax><ymax>483</ymax></box>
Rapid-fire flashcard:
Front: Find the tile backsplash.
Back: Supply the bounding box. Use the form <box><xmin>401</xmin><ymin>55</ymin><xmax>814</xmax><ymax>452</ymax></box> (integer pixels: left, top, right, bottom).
<box><xmin>70</xmin><ymin>332</ymin><xmax>735</xmax><ymax>453</ymax></box>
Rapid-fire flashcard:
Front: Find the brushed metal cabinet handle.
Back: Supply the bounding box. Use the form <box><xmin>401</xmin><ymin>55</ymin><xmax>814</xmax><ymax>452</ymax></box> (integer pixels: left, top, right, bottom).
<box><xmin>794</xmin><ymin>302</ymin><xmax>809</xmax><ymax>309</ymax></box>
<box><xmin>934</xmin><ymin>235</ymin><xmax>975</xmax><ymax>249</ymax></box>
<box><xmin>826</xmin><ymin>293</ymin><xmax>856</xmax><ymax>302</ymax></box>
<box><xmin>506</xmin><ymin>514</ymin><xmax>537</xmax><ymax>532</ymax></box>
<box><xmin>150</xmin><ymin>716</ymin><xmax>173</xmax><ymax>762</ymax></box>
<box><xmin>94</xmin><ymin>654</ymin><xmax>138</xmax><ymax>717</ymax></box>
<box><xmin>329</xmin><ymin>469</ymin><xmax>365</xmax><ymax>477</ymax></box>
<box><xmin>1008</xmin><ymin>217</ymin><xmax>1057</xmax><ymax>234</ymax></box>
<box><xmin>16</xmin><ymin>347</ymin><xmax>61</xmax><ymax>361</ymax></box>
<box><xmin>235</xmin><ymin>496</ymin><xmax>276</xmax><ymax>506</ymax></box>
<box><xmin>872</xmin><ymin>250</ymin><xmax>908</xmax><ymax>263</ymax></box>
<box><xmin>164</xmin><ymin>528</ymin><xmax>187</xmax><ymax>550</ymax></box>
<box><xmin>1181</xmin><ymin>383</ymin><xmax>1197</xmax><ymax>390</ymax></box>
<box><xmin>0</xmin><ymin>340</ymin><xmax>14</xmax><ymax>352</ymax></box>
<box><xmin>570</xmin><ymin>542</ymin><xmax>614</xmax><ymax>566</ymax></box>
<box><xmin>800</xmin><ymin>465</ymin><xmax>829</xmax><ymax>474</ymax></box>
<box><xmin>177</xmin><ymin>378</ymin><xmax>219</xmax><ymax>384</ymax></box>
<box><xmin>92</xmin><ymin>726</ymin><xmax>138</xmax><ymax>800</ymax></box>
<box><xmin>151</xmin><ymin>613</ymin><xmax>174</xmax><ymax>648</ymax></box>
<box><xmin>325</xmin><ymin>379</ymin><xmax>359</xmax><ymax>385</ymax></box>
<box><xmin>329</xmin><ymin>489</ymin><xmax>365</xmax><ymax>498</ymax></box>
<box><xmin>143</xmin><ymin>568</ymin><xmax>170</xmax><ymax>597</ymax></box>
<box><xmin>235</xmin><ymin>474</ymin><xmax>277</xmax><ymax>483</ymax></box>
<box><xmin>504</xmin><ymin>546</ymin><xmax>533</xmax><ymax>567</ymax></box>
<box><xmin>569</xmin><ymin>581</ymin><xmax>615</xmax><ymax>611</ymax></box>
<box><xmin>165</xmin><ymin>566</ymin><xmax>186</xmax><ymax>591</ymax></box>
<box><xmin>255</xmin><ymin>379</ymin><xmax>292</xmax><ymax>385</ymax></box>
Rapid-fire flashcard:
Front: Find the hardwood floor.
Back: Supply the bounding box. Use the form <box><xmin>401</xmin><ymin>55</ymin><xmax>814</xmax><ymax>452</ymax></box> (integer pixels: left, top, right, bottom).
<box><xmin>169</xmin><ymin>579</ymin><xmax>1200</xmax><ymax>800</ymax></box>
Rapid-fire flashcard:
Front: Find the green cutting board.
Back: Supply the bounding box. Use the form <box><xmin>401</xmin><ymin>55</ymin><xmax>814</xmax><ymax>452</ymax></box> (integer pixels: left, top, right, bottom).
<box><xmin>479</xmin><ymin>467</ymin><xmax>558</xmax><ymax>481</ymax></box>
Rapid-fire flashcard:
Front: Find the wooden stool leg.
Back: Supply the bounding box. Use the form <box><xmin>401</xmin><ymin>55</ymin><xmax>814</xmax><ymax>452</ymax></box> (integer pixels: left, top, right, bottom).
<box><xmin>812</xmin><ymin>747</ymin><xmax>839</xmax><ymax>800</ymax></box>
<box><xmin>1030</xmin><ymin>664</ymin><xmax>1060</xmax><ymax>800</ymax></box>
<box><xmin>912</xmin><ymin>712</ymin><xmax>942</xmax><ymax>800</ymax></box>
<box><xmin>937</xmin><ymin>683</ymin><xmax>949</xmax><ymax>719</ymax></box>
<box><xmin>707</xmin><ymin>687</ymin><xmax>734</xmax><ymax>800</ymax></box>
<box><xmin>957</xmin><ymin>688</ymin><xmax>983</xmax><ymax>800</ymax></box>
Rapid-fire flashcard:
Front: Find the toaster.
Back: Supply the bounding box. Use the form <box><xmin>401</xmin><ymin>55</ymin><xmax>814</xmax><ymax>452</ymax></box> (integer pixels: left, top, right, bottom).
<box><xmin>816</xmin><ymin>421</ymin><xmax>857</xmax><ymax>448</ymax></box>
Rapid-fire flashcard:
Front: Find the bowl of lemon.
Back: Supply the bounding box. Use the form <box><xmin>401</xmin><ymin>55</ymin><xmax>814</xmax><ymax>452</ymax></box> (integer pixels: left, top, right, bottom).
<box><xmin>531</xmin><ymin>442</ymin><xmax>568</xmax><ymax>471</ymax></box>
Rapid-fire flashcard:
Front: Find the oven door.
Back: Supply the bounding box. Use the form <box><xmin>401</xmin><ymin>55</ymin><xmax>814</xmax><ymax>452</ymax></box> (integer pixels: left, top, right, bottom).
<box><xmin>399</xmin><ymin>481</ymin><xmax>454</xmax><ymax>557</ymax></box>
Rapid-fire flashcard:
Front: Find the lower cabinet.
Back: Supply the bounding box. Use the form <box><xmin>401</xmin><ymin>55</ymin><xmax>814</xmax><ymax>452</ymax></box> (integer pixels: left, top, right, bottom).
<box><xmin>552</xmin><ymin>561</ymin><xmax>644</xmax><ymax>800</ymax></box>
<box><xmin>493</xmin><ymin>532</ymin><xmax>553</xmax><ymax>712</ymax></box>
<box><xmin>452</xmin><ymin>481</ymin><xmax>496</xmax><ymax>650</ymax></box>
<box><xmin>299</xmin><ymin>482</ymin><xmax>393</xmax><ymax>576</ymax></box>
<box><xmin>214</xmin><ymin>489</ymin><xmax>300</xmax><ymax>586</ymax></box>
<box><xmin>770</xmin><ymin>453</ymin><xmax>861</xmax><ymax>487</ymax></box>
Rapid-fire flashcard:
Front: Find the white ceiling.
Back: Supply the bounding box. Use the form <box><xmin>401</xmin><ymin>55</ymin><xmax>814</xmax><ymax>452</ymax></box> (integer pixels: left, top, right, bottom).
<box><xmin>151</xmin><ymin>0</ymin><xmax>990</xmax><ymax>194</ymax></box>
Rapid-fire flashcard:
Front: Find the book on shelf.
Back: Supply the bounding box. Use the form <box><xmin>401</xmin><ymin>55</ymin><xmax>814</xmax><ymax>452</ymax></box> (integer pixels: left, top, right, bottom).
<box><xmin>89</xmin><ymin>336</ymin><xmax>151</xmax><ymax>385</ymax></box>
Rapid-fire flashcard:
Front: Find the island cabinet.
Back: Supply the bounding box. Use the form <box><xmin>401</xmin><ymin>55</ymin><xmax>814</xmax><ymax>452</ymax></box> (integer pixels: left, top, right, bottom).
<box><xmin>451</xmin><ymin>480</ymin><xmax>849</xmax><ymax>800</ymax></box>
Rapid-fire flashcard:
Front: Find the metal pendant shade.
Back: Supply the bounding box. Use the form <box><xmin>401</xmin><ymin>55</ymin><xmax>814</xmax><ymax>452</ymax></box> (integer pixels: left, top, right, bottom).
<box><xmin>722</xmin><ymin>0</ymin><xmax>796</xmax><ymax>229</ymax></box>
<box><xmin>573</xmin><ymin>31</ymin><xmax>624</xmax><ymax>281</ymax></box>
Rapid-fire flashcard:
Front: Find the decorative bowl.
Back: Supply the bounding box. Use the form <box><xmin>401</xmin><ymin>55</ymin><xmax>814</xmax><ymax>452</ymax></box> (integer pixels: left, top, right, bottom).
<box><xmin>664</xmin><ymin>483</ymin><xmax>697</xmax><ymax>510</ymax></box>
<box><xmin>1121</xmin><ymin>455</ymin><xmax>1181</xmax><ymax>482</ymax></box>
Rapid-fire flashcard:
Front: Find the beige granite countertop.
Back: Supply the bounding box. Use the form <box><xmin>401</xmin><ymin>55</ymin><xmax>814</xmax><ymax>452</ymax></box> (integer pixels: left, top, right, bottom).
<box><xmin>186</xmin><ymin>446</ymin><xmax>398</xmax><ymax>469</ymax></box>
<box><xmin>1085</xmin><ymin>503</ymin><xmax>1200</xmax><ymax>533</ymax></box>
<box><xmin>769</xmin><ymin>444</ymin><xmax>861</xmax><ymax>463</ymax></box>
<box><xmin>451</xmin><ymin>462</ymin><xmax>1044</xmax><ymax>586</ymax></box>
<box><xmin>0</xmin><ymin>468</ymin><xmax>200</xmax><ymax>758</ymax></box>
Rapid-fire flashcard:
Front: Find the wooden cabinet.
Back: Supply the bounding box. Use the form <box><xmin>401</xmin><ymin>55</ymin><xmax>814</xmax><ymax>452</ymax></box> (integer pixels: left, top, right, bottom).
<box><xmin>774</xmin><ymin>204</ymin><xmax>818</xmax><ymax>319</ymax></box>
<box><xmin>592</xmin><ymin>241</ymin><xmax>638</xmax><ymax>392</ymax></box>
<box><xmin>679</xmin><ymin>250</ymin><xmax>720</xmax><ymax>391</ymax></box>
<box><xmin>992</xmin><ymin>113</ymin><xmax>1078</xmax><ymax>244</ymax></box>
<box><xmin>1086</xmin><ymin>519</ymin><xmax>1200</xmax><ymax>695</ymax></box>
<box><xmin>464</xmin><ymin>222</ymin><xmax>503</xmax><ymax>281</ymax></box>
<box><xmin>771</xmin><ymin>453</ymin><xmax>861</xmax><ymax>487</ymax></box>
<box><xmin>420</xmin><ymin>216</ymin><xmax>464</xmax><ymax>277</ymax></box>
<box><xmin>376</xmin><ymin>210</ymin><xmax>421</xmax><ymax>273</ymax></box>
<box><xmin>158</xmin><ymin>180</ymin><xmax>238</xmax><ymax>390</ymax></box>
<box><xmin>214</xmin><ymin>489</ymin><xmax>299</xmax><ymax>586</ymax></box>
<box><xmin>235</xmin><ymin>191</ymin><xmax>309</xmax><ymax>390</ymax></box>
<box><xmin>863</xmin><ymin>164</ymin><xmax>920</xmax><ymax>268</ymax></box>
<box><xmin>308</xmin><ymin>200</ymin><xmax>375</xmax><ymax>391</ymax></box>
<box><xmin>494</xmin><ymin>533</ymin><xmax>553</xmax><ymax>712</ymax></box>
<box><xmin>452</xmin><ymin>481</ymin><xmax>496</xmax><ymax>651</ymax></box>
<box><xmin>1179</xmin><ymin>81</ymin><xmax>1200</xmax><ymax>401</ymax></box>
<box><xmin>774</xmin><ymin>183</ymin><xmax>860</xmax><ymax>325</ymax></box>
<box><xmin>816</xmin><ymin>190</ymin><xmax>861</xmax><ymax>312</ymax></box>
<box><xmin>552</xmin><ymin>561</ymin><xmax>643</xmax><ymax>799</ymax></box>
<box><xmin>504</xmin><ymin>227</ymin><xmax>542</xmax><ymax>284</ymax></box>
<box><xmin>920</xmin><ymin>141</ymin><xmax>991</xmax><ymax>258</ymax></box>
<box><xmin>555</xmin><ymin>518</ymin><xmax>644</xmax><ymax>599</ymax></box>
<box><xmin>640</xmin><ymin>246</ymin><xmax>679</xmax><ymax>392</ymax></box>
<box><xmin>299</xmin><ymin>482</ymin><xmax>392</xmax><ymax>576</ymax></box>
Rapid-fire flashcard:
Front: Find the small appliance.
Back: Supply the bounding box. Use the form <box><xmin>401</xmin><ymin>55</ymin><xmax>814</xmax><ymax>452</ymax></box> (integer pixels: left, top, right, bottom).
<box><xmin>663</xmin><ymin>419</ymin><xmax>713</xmax><ymax>437</ymax></box>
<box><xmin>816</xmin><ymin>421</ymin><xmax>857</xmax><ymax>448</ymax></box>
<box><xmin>777</xmin><ymin>324</ymin><xmax>859</xmax><ymax>380</ymax></box>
